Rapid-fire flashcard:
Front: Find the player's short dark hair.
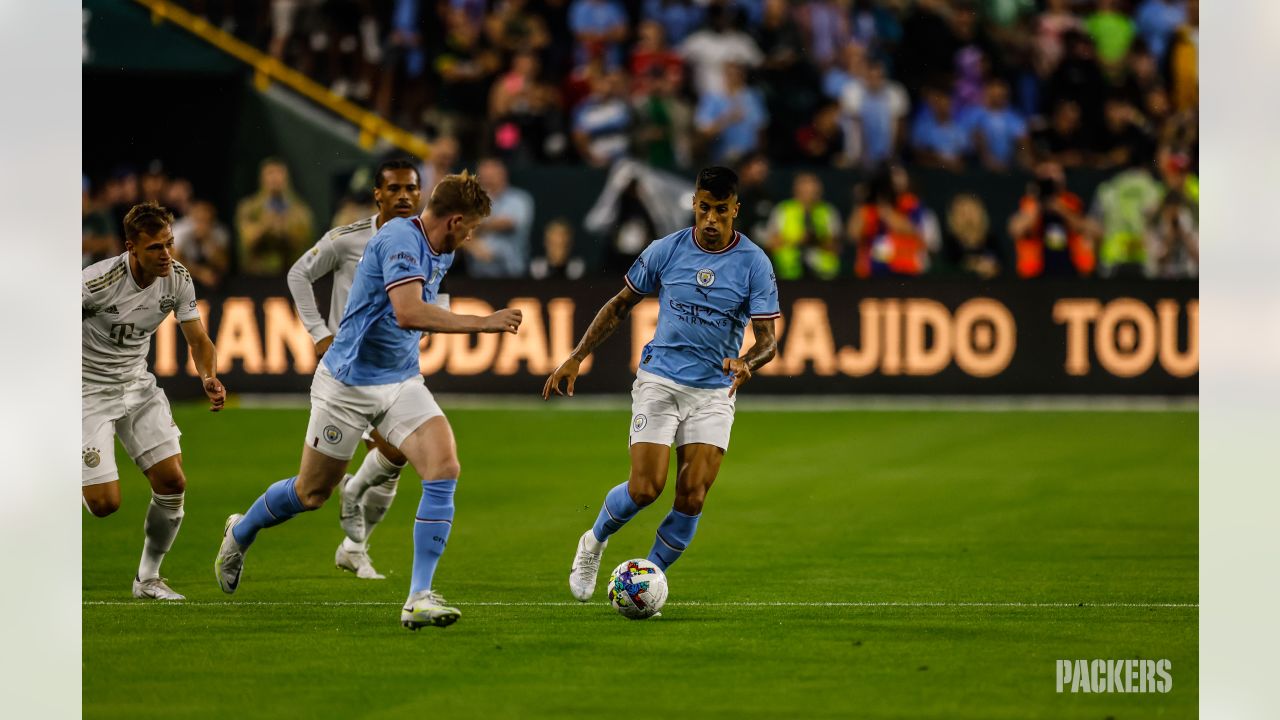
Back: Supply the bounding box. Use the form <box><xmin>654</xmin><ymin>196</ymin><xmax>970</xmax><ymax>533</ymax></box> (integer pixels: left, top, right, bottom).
<box><xmin>375</xmin><ymin>158</ymin><xmax>420</xmax><ymax>188</ymax></box>
<box><xmin>696</xmin><ymin>166</ymin><xmax>739</xmax><ymax>200</ymax></box>
<box><xmin>122</xmin><ymin>201</ymin><xmax>174</xmax><ymax>242</ymax></box>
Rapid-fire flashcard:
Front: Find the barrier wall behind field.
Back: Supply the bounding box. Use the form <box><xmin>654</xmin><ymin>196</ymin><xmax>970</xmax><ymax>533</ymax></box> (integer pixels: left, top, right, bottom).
<box><xmin>150</xmin><ymin>279</ymin><xmax>1197</xmax><ymax>398</ymax></box>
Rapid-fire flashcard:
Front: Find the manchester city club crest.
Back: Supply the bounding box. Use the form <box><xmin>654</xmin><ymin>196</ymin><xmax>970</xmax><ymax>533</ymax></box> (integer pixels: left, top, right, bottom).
<box><xmin>632</xmin><ymin>414</ymin><xmax>648</xmax><ymax>432</ymax></box>
<box><xmin>83</xmin><ymin>448</ymin><xmax>101</xmax><ymax>468</ymax></box>
<box><xmin>323</xmin><ymin>425</ymin><xmax>343</xmax><ymax>444</ymax></box>
<box><xmin>696</xmin><ymin>268</ymin><xmax>716</xmax><ymax>287</ymax></box>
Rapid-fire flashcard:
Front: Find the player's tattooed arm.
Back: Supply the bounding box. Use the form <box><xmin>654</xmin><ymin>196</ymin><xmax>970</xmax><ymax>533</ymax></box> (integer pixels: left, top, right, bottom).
<box><xmin>723</xmin><ymin>318</ymin><xmax>777</xmax><ymax>397</ymax></box>
<box><xmin>543</xmin><ymin>285</ymin><xmax>644</xmax><ymax>399</ymax></box>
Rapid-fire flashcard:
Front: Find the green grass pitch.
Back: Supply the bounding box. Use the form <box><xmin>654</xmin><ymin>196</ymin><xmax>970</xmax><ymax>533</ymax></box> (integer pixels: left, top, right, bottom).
<box><xmin>83</xmin><ymin>403</ymin><xmax>1197</xmax><ymax>719</ymax></box>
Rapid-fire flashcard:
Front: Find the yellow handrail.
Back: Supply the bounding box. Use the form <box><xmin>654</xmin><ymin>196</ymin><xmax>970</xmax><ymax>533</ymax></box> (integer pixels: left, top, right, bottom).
<box><xmin>132</xmin><ymin>0</ymin><xmax>433</xmax><ymax>159</ymax></box>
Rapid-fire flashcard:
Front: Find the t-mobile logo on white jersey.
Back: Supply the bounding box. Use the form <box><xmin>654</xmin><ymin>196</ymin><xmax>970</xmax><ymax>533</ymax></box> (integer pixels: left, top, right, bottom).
<box><xmin>1056</xmin><ymin>659</ymin><xmax>1172</xmax><ymax>693</ymax></box>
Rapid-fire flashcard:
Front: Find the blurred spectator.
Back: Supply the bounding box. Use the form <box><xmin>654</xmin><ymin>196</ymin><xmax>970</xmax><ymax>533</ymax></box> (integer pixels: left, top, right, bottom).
<box><xmin>1118</xmin><ymin>41</ymin><xmax>1162</xmax><ymax>109</ymax></box>
<box><xmin>421</xmin><ymin>135</ymin><xmax>461</xmax><ymax>194</ymax></box>
<box><xmin>106</xmin><ymin>165</ymin><xmax>140</xmax><ymax>232</ymax></box>
<box><xmin>942</xmin><ymin>193</ymin><xmax>1002</xmax><ymax>279</ymax></box>
<box><xmin>235</xmin><ymin>157</ymin><xmax>314</xmax><ymax>277</ymax></box>
<box><xmin>1091</xmin><ymin>152</ymin><xmax>1164</xmax><ymax>278</ymax></box>
<box><xmin>1167</xmin><ymin>0</ymin><xmax>1198</xmax><ymax>112</ymax></box>
<box><xmin>796</xmin><ymin>1</ymin><xmax>853</xmax><ymax>71</ymax></box>
<box><xmin>849</xmin><ymin>164</ymin><xmax>934</xmax><ymax>278</ymax></box>
<box><xmin>629</xmin><ymin>20</ymin><xmax>684</xmax><ymax>92</ymax></box>
<box><xmin>569</xmin><ymin>0</ymin><xmax>629</xmax><ymax>69</ymax></box>
<box><xmin>794</xmin><ymin>101</ymin><xmax>856</xmax><ymax>168</ymax></box>
<box><xmin>695</xmin><ymin>63</ymin><xmax>769</xmax><ymax>165</ymax></box>
<box><xmin>1033</xmin><ymin>0</ymin><xmax>1083</xmax><ymax>78</ymax></box>
<box><xmin>895</xmin><ymin>0</ymin><xmax>963</xmax><ymax>93</ymax></box>
<box><xmin>173</xmin><ymin>200</ymin><xmax>231</xmax><ymax>292</ymax></box>
<box><xmin>754</xmin><ymin>0</ymin><xmax>817</xmax><ymax>152</ymax></box>
<box><xmin>375</xmin><ymin>0</ymin><xmax>429</xmax><ymax>123</ymax></box>
<box><xmin>633</xmin><ymin>64</ymin><xmax>694</xmax><ymax>171</ymax></box>
<box><xmin>1008</xmin><ymin>161</ymin><xmax>1097</xmax><ymax>278</ymax></box>
<box><xmin>140</xmin><ymin>160</ymin><xmax>168</xmax><ymax>205</ymax></box>
<box><xmin>82</xmin><ymin>176</ymin><xmax>121</xmax><ymax>268</ymax></box>
<box><xmin>1044</xmin><ymin>30</ymin><xmax>1107</xmax><ymax>135</ymax></box>
<box><xmin>842</xmin><ymin>60</ymin><xmax>910</xmax><ymax>168</ymax></box>
<box><xmin>965</xmin><ymin>77</ymin><xmax>1030</xmax><ymax>172</ymax></box>
<box><xmin>1148</xmin><ymin>180</ymin><xmax>1198</xmax><ymax>279</ymax></box>
<box><xmin>1134</xmin><ymin>0</ymin><xmax>1187</xmax><ymax>61</ymax></box>
<box><xmin>766</xmin><ymin>173</ymin><xmax>841</xmax><ymax>280</ymax></box>
<box><xmin>431</xmin><ymin>8</ymin><xmax>501</xmax><ymax>150</ymax></box>
<box><xmin>486</xmin><ymin>0</ymin><xmax>552</xmax><ymax>56</ymax></box>
<box><xmin>679</xmin><ymin>3</ymin><xmax>763</xmax><ymax>97</ymax></box>
<box><xmin>910</xmin><ymin>86</ymin><xmax>971</xmax><ymax>172</ymax></box>
<box><xmin>1036</xmin><ymin>99</ymin><xmax>1090</xmax><ymax>168</ymax></box>
<box><xmin>468</xmin><ymin>158</ymin><xmax>535</xmax><ymax>278</ymax></box>
<box><xmin>1085</xmin><ymin>0</ymin><xmax>1136</xmax><ymax>78</ymax></box>
<box><xmin>165</xmin><ymin>178</ymin><xmax>194</xmax><ymax>219</ymax></box>
<box><xmin>643</xmin><ymin>0</ymin><xmax>705</xmax><ymax>47</ymax></box>
<box><xmin>572</xmin><ymin>70</ymin><xmax>634</xmax><ymax>167</ymax></box>
<box><xmin>734</xmin><ymin>151</ymin><xmax>776</xmax><ymax>243</ymax></box>
<box><xmin>823</xmin><ymin>43</ymin><xmax>868</xmax><ymax>103</ymax></box>
<box><xmin>530</xmin><ymin>218</ymin><xmax>587</xmax><ymax>280</ymax></box>
<box><xmin>1093</xmin><ymin>94</ymin><xmax>1154</xmax><ymax>170</ymax></box>
<box><xmin>489</xmin><ymin>52</ymin><xmax>564</xmax><ymax>164</ymax></box>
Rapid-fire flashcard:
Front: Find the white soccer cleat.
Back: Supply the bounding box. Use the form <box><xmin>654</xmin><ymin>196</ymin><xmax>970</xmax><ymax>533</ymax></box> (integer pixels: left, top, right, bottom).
<box><xmin>338</xmin><ymin>474</ymin><xmax>368</xmax><ymax>543</ymax></box>
<box><xmin>335</xmin><ymin>542</ymin><xmax>385</xmax><ymax>580</ymax></box>
<box><xmin>400</xmin><ymin>590</ymin><xmax>461</xmax><ymax>630</ymax></box>
<box><xmin>569</xmin><ymin>529</ymin><xmax>607</xmax><ymax>602</ymax></box>
<box><xmin>132</xmin><ymin>576</ymin><xmax>185</xmax><ymax>600</ymax></box>
<box><xmin>214</xmin><ymin>513</ymin><xmax>246</xmax><ymax>594</ymax></box>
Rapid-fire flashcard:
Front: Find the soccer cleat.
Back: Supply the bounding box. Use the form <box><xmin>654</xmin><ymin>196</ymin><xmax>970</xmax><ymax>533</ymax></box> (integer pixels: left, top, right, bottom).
<box><xmin>569</xmin><ymin>530</ymin><xmax>607</xmax><ymax>602</ymax></box>
<box><xmin>335</xmin><ymin>542</ymin><xmax>385</xmax><ymax>580</ymax></box>
<box><xmin>400</xmin><ymin>590</ymin><xmax>461</xmax><ymax>630</ymax></box>
<box><xmin>338</xmin><ymin>474</ymin><xmax>368</xmax><ymax>543</ymax></box>
<box><xmin>132</xmin><ymin>576</ymin><xmax>185</xmax><ymax>600</ymax></box>
<box><xmin>214</xmin><ymin>513</ymin><xmax>246</xmax><ymax>594</ymax></box>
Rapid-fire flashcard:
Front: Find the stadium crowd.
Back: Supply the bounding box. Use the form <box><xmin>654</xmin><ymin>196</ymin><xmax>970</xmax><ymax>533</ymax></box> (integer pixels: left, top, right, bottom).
<box><xmin>85</xmin><ymin>0</ymin><xmax>1197</xmax><ymax>280</ymax></box>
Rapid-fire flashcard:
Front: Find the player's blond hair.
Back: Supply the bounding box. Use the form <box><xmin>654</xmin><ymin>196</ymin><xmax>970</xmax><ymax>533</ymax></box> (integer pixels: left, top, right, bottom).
<box><xmin>428</xmin><ymin>170</ymin><xmax>491</xmax><ymax>220</ymax></box>
<box><xmin>122</xmin><ymin>201</ymin><xmax>175</xmax><ymax>242</ymax></box>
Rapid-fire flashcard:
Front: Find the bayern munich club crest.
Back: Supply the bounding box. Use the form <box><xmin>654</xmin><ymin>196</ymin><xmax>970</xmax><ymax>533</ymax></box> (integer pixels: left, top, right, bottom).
<box><xmin>632</xmin><ymin>414</ymin><xmax>648</xmax><ymax>432</ymax></box>
<box><xmin>83</xmin><ymin>448</ymin><xmax>101</xmax><ymax>468</ymax></box>
<box><xmin>323</xmin><ymin>425</ymin><xmax>343</xmax><ymax>444</ymax></box>
<box><xmin>696</xmin><ymin>268</ymin><xmax>716</xmax><ymax>287</ymax></box>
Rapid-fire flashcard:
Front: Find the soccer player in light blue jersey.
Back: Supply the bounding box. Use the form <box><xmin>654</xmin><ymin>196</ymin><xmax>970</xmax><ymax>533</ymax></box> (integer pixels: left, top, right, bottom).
<box><xmin>215</xmin><ymin>172</ymin><xmax>524</xmax><ymax>629</ymax></box>
<box><xmin>543</xmin><ymin>166</ymin><xmax>780</xmax><ymax>602</ymax></box>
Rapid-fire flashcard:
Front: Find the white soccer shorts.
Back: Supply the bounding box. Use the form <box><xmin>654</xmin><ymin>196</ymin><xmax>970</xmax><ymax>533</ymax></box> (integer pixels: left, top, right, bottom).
<box><xmin>628</xmin><ymin>369</ymin><xmax>736</xmax><ymax>451</ymax></box>
<box><xmin>81</xmin><ymin>374</ymin><xmax>182</xmax><ymax>486</ymax></box>
<box><xmin>306</xmin><ymin>364</ymin><xmax>444</xmax><ymax>461</ymax></box>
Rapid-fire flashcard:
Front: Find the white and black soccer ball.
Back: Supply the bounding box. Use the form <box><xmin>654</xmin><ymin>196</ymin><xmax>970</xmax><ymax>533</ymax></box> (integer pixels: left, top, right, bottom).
<box><xmin>607</xmin><ymin>558</ymin><xmax>668</xmax><ymax>620</ymax></box>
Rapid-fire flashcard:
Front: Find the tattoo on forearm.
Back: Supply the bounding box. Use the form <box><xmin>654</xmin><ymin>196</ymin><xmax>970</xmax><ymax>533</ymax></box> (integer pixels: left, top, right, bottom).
<box><xmin>742</xmin><ymin>319</ymin><xmax>778</xmax><ymax>372</ymax></box>
<box><xmin>571</xmin><ymin>295</ymin><xmax>634</xmax><ymax>361</ymax></box>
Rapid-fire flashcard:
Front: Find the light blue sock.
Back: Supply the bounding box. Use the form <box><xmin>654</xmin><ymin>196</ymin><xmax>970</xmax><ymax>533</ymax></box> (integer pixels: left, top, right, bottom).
<box><xmin>647</xmin><ymin>509</ymin><xmax>700</xmax><ymax>571</ymax></box>
<box><xmin>232</xmin><ymin>477</ymin><xmax>308</xmax><ymax>548</ymax></box>
<box><xmin>591</xmin><ymin>482</ymin><xmax>644</xmax><ymax>543</ymax></box>
<box><xmin>411</xmin><ymin>479</ymin><xmax>457</xmax><ymax>594</ymax></box>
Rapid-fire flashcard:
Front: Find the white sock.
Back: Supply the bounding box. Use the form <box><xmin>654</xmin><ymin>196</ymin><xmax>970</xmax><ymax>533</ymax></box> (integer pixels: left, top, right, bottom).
<box><xmin>347</xmin><ymin>448</ymin><xmax>403</xmax><ymax>498</ymax></box>
<box><xmin>138</xmin><ymin>492</ymin><xmax>184</xmax><ymax>580</ymax></box>
<box><xmin>362</xmin><ymin>476</ymin><xmax>398</xmax><ymax>541</ymax></box>
<box><xmin>342</xmin><ymin>537</ymin><xmax>365</xmax><ymax>553</ymax></box>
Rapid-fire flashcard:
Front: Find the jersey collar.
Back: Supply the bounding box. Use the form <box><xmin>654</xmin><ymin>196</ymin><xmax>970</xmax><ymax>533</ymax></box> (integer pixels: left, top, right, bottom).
<box><xmin>411</xmin><ymin>216</ymin><xmax>442</xmax><ymax>256</ymax></box>
<box><xmin>691</xmin><ymin>227</ymin><xmax>741</xmax><ymax>254</ymax></box>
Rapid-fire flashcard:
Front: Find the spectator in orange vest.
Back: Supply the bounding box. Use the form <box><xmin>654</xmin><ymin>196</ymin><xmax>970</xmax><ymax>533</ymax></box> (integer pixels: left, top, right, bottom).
<box><xmin>848</xmin><ymin>163</ymin><xmax>935</xmax><ymax>278</ymax></box>
<box><xmin>1007</xmin><ymin>161</ymin><xmax>1099</xmax><ymax>278</ymax></box>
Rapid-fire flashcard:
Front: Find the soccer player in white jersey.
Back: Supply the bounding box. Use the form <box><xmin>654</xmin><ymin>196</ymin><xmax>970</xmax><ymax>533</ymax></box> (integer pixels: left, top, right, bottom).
<box><xmin>287</xmin><ymin>158</ymin><xmax>422</xmax><ymax>580</ymax></box>
<box><xmin>82</xmin><ymin>202</ymin><xmax>227</xmax><ymax>600</ymax></box>
<box><xmin>216</xmin><ymin>172</ymin><xmax>524</xmax><ymax>630</ymax></box>
<box><xmin>543</xmin><ymin>167</ymin><xmax>780</xmax><ymax>601</ymax></box>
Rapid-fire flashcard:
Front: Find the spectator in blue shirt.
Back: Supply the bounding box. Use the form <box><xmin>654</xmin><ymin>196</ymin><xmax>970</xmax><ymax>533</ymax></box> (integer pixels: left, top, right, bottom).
<box><xmin>1134</xmin><ymin>0</ymin><xmax>1187</xmax><ymax>60</ymax></box>
<box><xmin>911</xmin><ymin>86</ymin><xmax>971</xmax><ymax>172</ymax></box>
<box><xmin>842</xmin><ymin>60</ymin><xmax>910</xmax><ymax>168</ymax></box>
<box><xmin>964</xmin><ymin>78</ymin><xmax>1030</xmax><ymax>172</ymax></box>
<box><xmin>694</xmin><ymin>63</ymin><xmax>769</xmax><ymax>164</ymax></box>
<box><xmin>643</xmin><ymin>0</ymin><xmax>705</xmax><ymax>47</ymax></box>
<box><xmin>569</xmin><ymin>0</ymin><xmax>629</xmax><ymax>69</ymax></box>
<box><xmin>572</xmin><ymin>70</ymin><xmax>634</xmax><ymax>167</ymax></box>
<box><xmin>468</xmin><ymin>158</ymin><xmax>536</xmax><ymax>277</ymax></box>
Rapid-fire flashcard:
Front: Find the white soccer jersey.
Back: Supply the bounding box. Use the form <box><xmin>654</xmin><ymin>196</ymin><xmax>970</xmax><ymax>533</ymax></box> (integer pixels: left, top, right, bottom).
<box><xmin>82</xmin><ymin>253</ymin><xmax>201</xmax><ymax>385</ymax></box>
<box><xmin>286</xmin><ymin>214</ymin><xmax>378</xmax><ymax>342</ymax></box>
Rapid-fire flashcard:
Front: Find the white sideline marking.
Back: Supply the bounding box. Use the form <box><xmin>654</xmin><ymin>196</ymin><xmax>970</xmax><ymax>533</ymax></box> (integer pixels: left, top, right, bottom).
<box><xmin>83</xmin><ymin>600</ymin><xmax>1198</xmax><ymax>608</ymax></box>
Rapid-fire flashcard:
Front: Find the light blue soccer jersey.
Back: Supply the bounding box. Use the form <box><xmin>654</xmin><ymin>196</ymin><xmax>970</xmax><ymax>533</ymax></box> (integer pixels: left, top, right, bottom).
<box><xmin>625</xmin><ymin>228</ymin><xmax>780</xmax><ymax>389</ymax></box>
<box><xmin>322</xmin><ymin>217</ymin><xmax>454</xmax><ymax>386</ymax></box>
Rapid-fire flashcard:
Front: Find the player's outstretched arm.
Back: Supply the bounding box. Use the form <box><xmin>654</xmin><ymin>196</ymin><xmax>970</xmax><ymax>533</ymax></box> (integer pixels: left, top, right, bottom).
<box><xmin>724</xmin><ymin>317</ymin><xmax>778</xmax><ymax>397</ymax></box>
<box><xmin>286</xmin><ymin>234</ymin><xmax>340</xmax><ymax>357</ymax></box>
<box><xmin>387</xmin><ymin>282</ymin><xmax>522</xmax><ymax>334</ymax></box>
<box><xmin>180</xmin><ymin>319</ymin><xmax>226</xmax><ymax>412</ymax></box>
<box><xmin>543</xmin><ymin>285</ymin><xmax>644</xmax><ymax>399</ymax></box>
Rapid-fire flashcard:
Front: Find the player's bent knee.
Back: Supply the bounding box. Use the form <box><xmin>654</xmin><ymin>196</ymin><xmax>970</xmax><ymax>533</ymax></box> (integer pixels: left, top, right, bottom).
<box><xmin>83</xmin><ymin>493</ymin><xmax>121</xmax><ymax>517</ymax></box>
<box><xmin>674</xmin><ymin>491</ymin><xmax>706</xmax><ymax>515</ymax></box>
<box><xmin>425</xmin><ymin>457</ymin><xmax>461</xmax><ymax>481</ymax></box>
<box><xmin>382</xmin><ymin>444</ymin><xmax>408</xmax><ymax>467</ymax></box>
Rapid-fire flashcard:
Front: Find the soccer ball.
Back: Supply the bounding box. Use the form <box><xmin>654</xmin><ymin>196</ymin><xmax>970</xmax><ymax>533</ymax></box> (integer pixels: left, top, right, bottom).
<box><xmin>607</xmin><ymin>559</ymin><xmax>668</xmax><ymax>620</ymax></box>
